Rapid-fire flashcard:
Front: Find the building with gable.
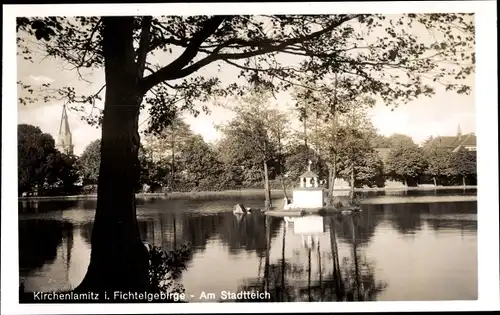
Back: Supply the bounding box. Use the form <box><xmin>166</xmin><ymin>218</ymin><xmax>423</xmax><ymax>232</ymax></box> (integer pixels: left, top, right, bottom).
<box><xmin>372</xmin><ymin>125</ymin><xmax>476</xmax><ymax>187</ymax></box>
<box><xmin>425</xmin><ymin>125</ymin><xmax>476</xmax><ymax>152</ymax></box>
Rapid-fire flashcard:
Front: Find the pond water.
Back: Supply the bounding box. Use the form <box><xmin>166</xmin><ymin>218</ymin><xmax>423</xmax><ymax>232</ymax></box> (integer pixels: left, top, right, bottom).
<box><xmin>18</xmin><ymin>190</ymin><xmax>478</xmax><ymax>302</ymax></box>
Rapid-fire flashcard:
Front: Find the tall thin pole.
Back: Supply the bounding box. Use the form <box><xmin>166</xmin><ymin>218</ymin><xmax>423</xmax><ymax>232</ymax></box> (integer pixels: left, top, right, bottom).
<box><xmin>303</xmin><ymin>105</ymin><xmax>308</xmax><ymax>164</ymax></box>
<box><xmin>328</xmin><ymin>74</ymin><xmax>339</xmax><ymax>205</ymax></box>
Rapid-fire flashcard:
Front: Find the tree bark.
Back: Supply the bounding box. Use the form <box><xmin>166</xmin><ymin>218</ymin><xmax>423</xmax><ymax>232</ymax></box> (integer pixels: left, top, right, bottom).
<box><xmin>75</xmin><ymin>17</ymin><xmax>149</xmax><ymax>295</ymax></box>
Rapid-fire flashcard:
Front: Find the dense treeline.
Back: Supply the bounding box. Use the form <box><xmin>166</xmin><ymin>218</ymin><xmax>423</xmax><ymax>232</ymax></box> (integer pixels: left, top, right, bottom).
<box><xmin>18</xmin><ymin>91</ymin><xmax>476</xmax><ymax>197</ymax></box>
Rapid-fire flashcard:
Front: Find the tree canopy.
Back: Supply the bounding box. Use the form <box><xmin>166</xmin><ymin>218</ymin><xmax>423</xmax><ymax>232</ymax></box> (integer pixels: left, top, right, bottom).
<box><xmin>385</xmin><ymin>141</ymin><xmax>428</xmax><ymax>186</ymax></box>
<box><xmin>18</xmin><ymin>124</ymin><xmax>79</xmax><ymax>195</ymax></box>
<box><xmin>450</xmin><ymin>147</ymin><xmax>476</xmax><ymax>186</ymax></box>
<box><xmin>77</xmin><ymin>139</ymin><xmax>101</xmax><ymax>185</ymax></box>
<box><xmin>17</xmin><ymin>14</ymin><xmax>475</xmax><ymax>131</ymax></box>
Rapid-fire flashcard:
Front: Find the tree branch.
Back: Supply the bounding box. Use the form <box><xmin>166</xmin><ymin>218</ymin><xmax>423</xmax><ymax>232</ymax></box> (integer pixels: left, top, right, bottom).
<box><xmin>217</xmin><ymin>15</ymin><xmax>362</xmax><ymax>60</ymax></box>
<box><xmin>141</xmin><ymin>16</ymin><xmax>228</xmax><ymax>92</ymax></box>
<box><xmin>136</xmin><ymin>16</ymin><xmax>152</xmax><ymax>80</ymax></box>
<box><xmin>141</xmin><ymin>15</ymin><xmax>361</xmax><ymax>93</ymax></box>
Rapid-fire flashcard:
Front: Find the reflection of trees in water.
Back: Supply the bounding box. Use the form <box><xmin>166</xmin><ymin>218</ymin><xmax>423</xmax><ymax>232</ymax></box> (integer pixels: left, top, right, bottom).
<box><xmin>77</xmin><ymin>199</ymin><xmax>97</xmax><ymax>210</ymax></box>
<box><xmin>218</xmin><ymin>213</ymin><xmax>282</xmax><ymax>257</ymax></box>
<box><xmin>81</xmin><ymin>213</ymin><xmax>222</xmax><ymax>252</ymax></box>
<box><xmin>236</xmin><ymin>215</ymin><xmax>387</xmax><ymax>302</ymax></box>
<box><xmin>124</xmin><ymin>210</ymin><xmax>387</xmax><ymax>302</ymax></box>
<box><xmin>334</xmin><ymin>215</ymin><xmax>387</xmax><ymax>301</ymax></box>
<box><xmin>426</xmin><ymin>201</ymin><xmax>477</xmax><ymax>214</ymax></box>
<box><xmin>333</xmin><ymin>207</ymin><xmax>383</xmax><ymax>246</ymax></box>
<box><xmin>19</xmin><ymin>219</ymin><xmax>73</xmax><ymax>274</ymax></box>
<box><xmin>384</xmin><ymin>203</ymin><xmax>424</xmax><ymax>235</ymax></box>
<box><xmin>375</xmin><ymin>201</ymin><xmax>478</xmax><ymax>235</ymax></box>
<box><xmin>80</xmin><ymin>222</ymin><xmax>93</xmax><ymax>245</ymax></box>
<box><xmin>426</xmin><ymin>219</ymin><xmax>477</xmax><ymax>232</ymax></box>
<box><xmin>82</xmin><ymin>211</ymin><xmax>280</xmax><ymax>257</ymax></box>
<box><xmin>180</xmin><ymin>214</ymin><xmax>224</xmax><ymax>250</ymax></box>
<box><xmin>80</xmin><ymin>208</ymin><xmax>282</xmax><ymax>255</ymax></box>
<box><xmin>18</xmin><ymin>200</ymin><xmax>78</xmax><ymax>214</ymax></box>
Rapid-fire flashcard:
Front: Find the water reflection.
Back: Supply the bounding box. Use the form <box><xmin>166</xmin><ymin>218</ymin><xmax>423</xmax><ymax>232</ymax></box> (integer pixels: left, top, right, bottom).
<box><xmin>18</xmin><ymin>192</ymin><xmax>478</xmax><ymax>301</ymax></box>
<box><xmin>236</xmin><ymin>214</ymin><xmax>388</xmax><ymax>302</ymax></box>
<box><xmin>19</xmin><ymin>219</ymin><xmax>74</xmax><ymax>273</ymax></box>
<box><xmin>362</xmin><ymin>189</ymin><xmax>477</xmax><ymax>197</ymax></box>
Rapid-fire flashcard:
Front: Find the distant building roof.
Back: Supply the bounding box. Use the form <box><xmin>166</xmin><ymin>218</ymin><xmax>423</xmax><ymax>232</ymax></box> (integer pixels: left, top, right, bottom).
<box><xmin>459</xmin><ymin>133</ymin><xmax>477</xmax><ymax>147</ymax></box>
<box><xmin>300</xmin><ymin>170</ymin><xmax>318</xmax><ymax>178</ymax></box>
<box><xmin>427</xmin><ymin>133</ymin><xmax>476</xmax><ymax>150</ymax></box>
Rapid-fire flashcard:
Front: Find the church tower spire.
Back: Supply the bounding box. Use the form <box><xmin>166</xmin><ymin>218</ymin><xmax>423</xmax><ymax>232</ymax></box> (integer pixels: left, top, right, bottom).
<box><xmin>57</xmin><ymin>104</ymin><xmax>74</xmax><ymax>155</ymax></box>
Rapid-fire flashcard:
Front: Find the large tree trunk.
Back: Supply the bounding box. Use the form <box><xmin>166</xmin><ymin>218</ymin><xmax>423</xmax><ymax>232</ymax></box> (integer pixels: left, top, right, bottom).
<box><xmin>462</xmin><ymin>175</ymin><xmax>466</xmax><ymax>187</ymax></box>
<box><xmin>75</xmin><ymin>17</ymin><xmax>149</xmax><ymax>295</ymax></box>
<box><xmin>433</xmin><ymin>177</ymin><xmax>437</xmax><ymax>187</ymax></box>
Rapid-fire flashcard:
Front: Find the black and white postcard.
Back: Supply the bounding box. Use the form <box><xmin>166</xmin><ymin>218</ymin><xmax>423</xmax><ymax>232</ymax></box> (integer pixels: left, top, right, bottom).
<box><xmin>2</xmin><ymin>1</ymin><xmax>498</xmax><ymax>314</ymax></box>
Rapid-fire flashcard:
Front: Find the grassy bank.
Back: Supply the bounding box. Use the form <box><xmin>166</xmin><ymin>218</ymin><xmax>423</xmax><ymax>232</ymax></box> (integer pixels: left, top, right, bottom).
<box><xmin>18</xmin><ymin>186</ymin><xmax>477</xmax><ymax>202</ymax></box>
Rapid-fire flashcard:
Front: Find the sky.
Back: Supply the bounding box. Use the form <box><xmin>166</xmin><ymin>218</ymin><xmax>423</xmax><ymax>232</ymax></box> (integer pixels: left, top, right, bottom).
<box><xmin>17</xmin><ymin>15</ymin><xmax>476</xmax><ymax>156</ymax></box>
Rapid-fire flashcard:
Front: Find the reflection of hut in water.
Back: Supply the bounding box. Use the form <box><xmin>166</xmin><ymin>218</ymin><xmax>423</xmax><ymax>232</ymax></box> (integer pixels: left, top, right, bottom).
<box><xmin>292</xmin><ymin>216</ymin><xmax>326</xmax><ymax>250</ymax></box>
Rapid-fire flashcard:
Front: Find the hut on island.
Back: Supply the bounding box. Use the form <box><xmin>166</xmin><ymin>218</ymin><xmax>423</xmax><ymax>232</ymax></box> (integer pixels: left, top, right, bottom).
<box><xmin>288</xmin><ymin>160</ymin><xmax>326</xmax><ymax>210</ymax></box>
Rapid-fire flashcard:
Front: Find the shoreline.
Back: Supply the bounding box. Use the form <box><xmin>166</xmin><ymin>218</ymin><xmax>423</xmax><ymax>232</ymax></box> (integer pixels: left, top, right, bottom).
<box><xmin>18</xmin><ymin>186</ymin><xmax>477</xmax><ymax>202</ymax></box>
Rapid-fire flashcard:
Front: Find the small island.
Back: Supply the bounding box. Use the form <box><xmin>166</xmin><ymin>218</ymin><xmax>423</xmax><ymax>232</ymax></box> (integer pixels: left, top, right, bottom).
<box><xmin>264</xmin><ymin>160</ymin><xmax>361</xmax><ymax>217</ymax></box>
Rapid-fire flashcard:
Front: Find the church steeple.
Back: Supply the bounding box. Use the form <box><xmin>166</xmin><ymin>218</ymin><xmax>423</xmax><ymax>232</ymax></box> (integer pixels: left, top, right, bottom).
<box><xmin>57</xmin><ymin>104</ymin><xmax>74</xmax><ymax>155</ymax></box>
<box><xmin>457</xmin><ymin>124</ymin><xmax>462</xmax><ymax>139</ymax></box>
